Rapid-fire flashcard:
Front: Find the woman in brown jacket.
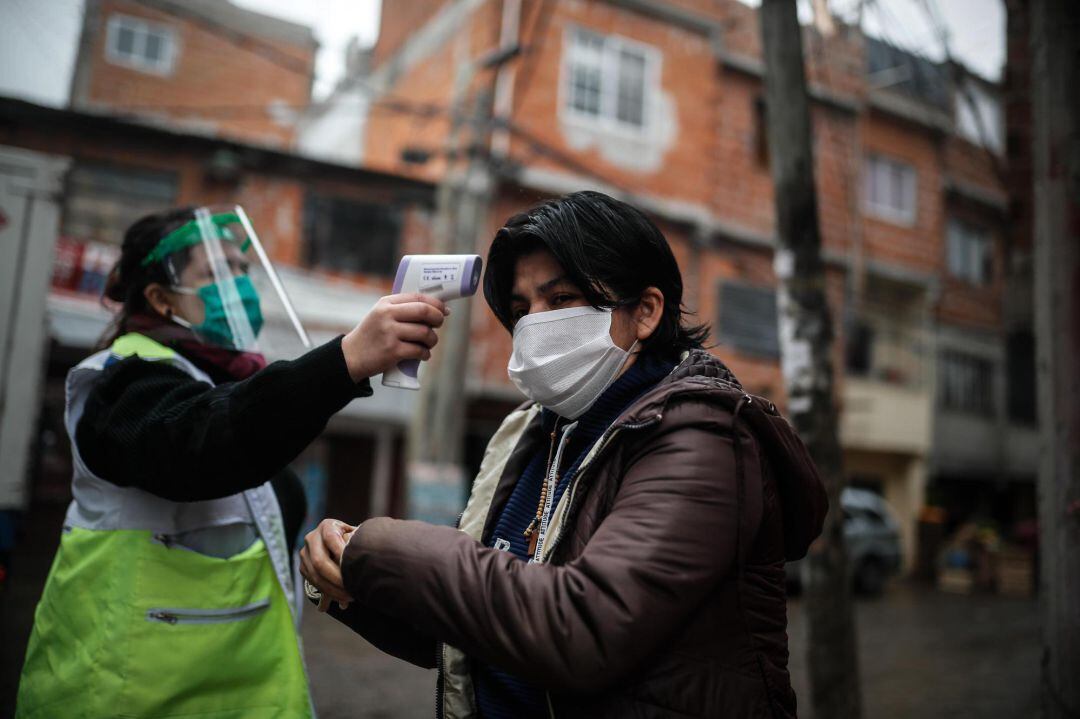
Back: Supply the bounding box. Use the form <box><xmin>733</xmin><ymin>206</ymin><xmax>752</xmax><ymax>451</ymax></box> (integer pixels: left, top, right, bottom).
<box><xmin>301</xmin><ymin>191</ymin><xmax>828</xmax><ymax>718</ymax></box>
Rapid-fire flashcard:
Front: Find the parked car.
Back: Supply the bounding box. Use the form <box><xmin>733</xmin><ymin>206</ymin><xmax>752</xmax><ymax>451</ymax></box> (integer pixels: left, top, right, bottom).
<box><xmin>786</xmin><ymin>487</ymin><xmax>903</xmax><ymax>596</ymax></box>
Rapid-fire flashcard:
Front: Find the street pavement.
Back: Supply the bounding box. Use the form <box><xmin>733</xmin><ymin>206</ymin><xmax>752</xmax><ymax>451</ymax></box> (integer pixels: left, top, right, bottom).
<box><xmin>302</xmin><ymin>581</ymin><xmax>1041</xmax><ymax>719</ymax></box>
<box><xmin>787</xmin><ymin>583</ymin><xmax>1041</xmax><ymax>719</ymax></box>
<box><xmin>1</xmin><ymin>511</ymin><xmax>1041</xmax><ymax>719</ymax></box>
<box><xmin>303</xmin><ymin>607</ymin><xmax>434</xmax><ymax>719</ymax></box>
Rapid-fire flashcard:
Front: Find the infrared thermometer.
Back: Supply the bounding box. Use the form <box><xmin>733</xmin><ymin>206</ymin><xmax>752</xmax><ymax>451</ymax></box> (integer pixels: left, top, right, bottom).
<box><xmin>381</xmin><ymin>254</ymin><xmax>483</xmax><ymax>390</ymax></box>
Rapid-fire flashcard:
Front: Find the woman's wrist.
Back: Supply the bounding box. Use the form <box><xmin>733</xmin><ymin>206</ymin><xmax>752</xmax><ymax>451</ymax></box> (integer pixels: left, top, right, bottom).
<box><xmin>340</xmin><ymin>524</ymin><xmax>359</xmax><ymax>568</ymax></box>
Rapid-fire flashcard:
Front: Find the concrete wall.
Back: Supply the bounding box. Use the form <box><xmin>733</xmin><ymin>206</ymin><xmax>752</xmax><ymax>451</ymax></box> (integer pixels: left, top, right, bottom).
<box><xmin>930</xmin><ymin>322</ymin><xmax>1030</xmax><ymax>479</ymax></box>
<box><xmin>841</xmin><ymin>378</ymin><xmax>933</xmax><ymax>455</ymax></box>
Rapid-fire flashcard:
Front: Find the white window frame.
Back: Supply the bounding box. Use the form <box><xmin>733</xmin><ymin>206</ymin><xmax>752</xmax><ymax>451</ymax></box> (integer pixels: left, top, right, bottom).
<box><xmin>559</xmin><ymin>26</ymin><xmax>661</xmax><ymax>138</ymax></box>
<box><xmin>863</xmin><ymin>154</ymin><xmax>917</xmax><ymax>226</ymax></box>
<box><xmin>946</xmin><ymin>218</ymin><xmax>993</xmax><ymax>285</ymax></box>
<box><xmin>105</xmin><ymin>14</ymin><xmax>177</xmax><ymax>76</ymax></box>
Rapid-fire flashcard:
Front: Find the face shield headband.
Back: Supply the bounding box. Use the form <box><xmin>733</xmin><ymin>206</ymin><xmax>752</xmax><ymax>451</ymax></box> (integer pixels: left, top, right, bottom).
<box><xmin>141</xmin><ymin>206</ymin><xmax>311</xmax><ymax>351</ymax></box>
<box><xmin>140</xmin><ymin>212</ymin><xmax>251</xmax><ymax>268</ymax></box>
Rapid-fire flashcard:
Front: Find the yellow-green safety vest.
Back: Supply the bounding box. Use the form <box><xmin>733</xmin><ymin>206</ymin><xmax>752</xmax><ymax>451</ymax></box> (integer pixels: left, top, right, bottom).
<box><xmin>17</xmin><ymin>333</ymin><xmax>313</xmax><ymax>718</ymax></box>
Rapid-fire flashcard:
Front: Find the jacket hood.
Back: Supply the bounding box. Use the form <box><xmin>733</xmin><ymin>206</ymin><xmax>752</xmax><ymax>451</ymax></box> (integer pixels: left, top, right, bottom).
<box><xmin>623</xmin><ymin>349</ymin><xmax>828</xmax><ymax>561</ymax></box>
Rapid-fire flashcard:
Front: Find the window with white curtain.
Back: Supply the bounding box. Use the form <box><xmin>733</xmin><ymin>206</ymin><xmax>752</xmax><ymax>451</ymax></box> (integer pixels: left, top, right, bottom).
<box><xmin>564</xmin><ymin>28</ymin><xmax>657</xmax><ymax>133</ymax></box>
<box><xmin>105</xmin><ymin>14</ymin><xmax>177</xmax><ymax>75</ymax></box>
<box><xmin>946</xmin><ymin>219</ymin><xmax>993</xmax><ymax>285</ymax></box>
<box><xmin>864</xmin><ymin>155</ymin><xmax>917</xmax><ymax>225</ymax></box>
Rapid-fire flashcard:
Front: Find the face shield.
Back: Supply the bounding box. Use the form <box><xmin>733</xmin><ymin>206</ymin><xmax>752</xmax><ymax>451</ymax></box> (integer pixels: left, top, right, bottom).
<box><xmin>142</xmin><ymin>205</ymin><xmax>311</xmax><ymax>352</ymax></box>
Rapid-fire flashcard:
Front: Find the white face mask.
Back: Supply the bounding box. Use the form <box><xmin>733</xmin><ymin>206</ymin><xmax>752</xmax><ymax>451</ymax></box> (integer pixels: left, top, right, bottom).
<box><xmin>508</xmin><ymin>306</ymin><xmax>636</xmax><ymax>419</ymax></box>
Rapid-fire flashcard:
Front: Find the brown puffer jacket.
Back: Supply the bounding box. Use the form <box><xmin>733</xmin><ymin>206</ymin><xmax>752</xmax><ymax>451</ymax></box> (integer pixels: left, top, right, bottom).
<box><xmin>334</xmin><ymin>350</ymin><xmax>828</xmax><ymax>718</ymax></box>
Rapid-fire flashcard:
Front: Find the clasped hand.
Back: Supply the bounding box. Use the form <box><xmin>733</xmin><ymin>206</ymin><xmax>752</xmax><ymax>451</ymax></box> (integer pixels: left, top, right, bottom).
<box><xmin>305</xmin><ymin>294</ymin><xmax>447</xmax><ymax>609</ymax></box>
<box><xmin>299</xmin><ymin>519</ymin><xmax>356</xmax><ymax>613</ymax></box>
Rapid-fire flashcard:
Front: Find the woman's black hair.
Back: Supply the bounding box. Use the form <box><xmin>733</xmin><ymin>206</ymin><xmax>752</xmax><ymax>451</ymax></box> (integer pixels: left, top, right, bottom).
<box><xmin>98</xmin><ymin>206</ymin><xmax>197</xmax><ymax>348</ymax></box>
<box><xmin>483</xmin><ymin>190</ymin><xmax>710</xmax><ymax>358</ymax></box>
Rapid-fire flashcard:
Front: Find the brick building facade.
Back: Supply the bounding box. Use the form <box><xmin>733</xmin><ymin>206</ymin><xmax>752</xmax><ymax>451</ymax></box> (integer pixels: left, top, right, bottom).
<box><xmin>303</xmin><ymin>0</ymin><xmax>1035</xmax><ymax>572</ymax></box>
<box><xmin>0</xmin><ymin>94</ymin><xmax>442</xmax><ymax>538</ymax></box>
<box><xmin>1</xmin><ymin>0</ymin><xmax>1033</xmax><ymax>584</ymax></box>
<box><xmin>71</xmin><ymin>0</ymin><xmax>318</xmax><ymax>148</ymax></box>
<box><xmin>1</xmin><ymin>0</ymin><xmax>453</xmax><ymax>553</ymax></box>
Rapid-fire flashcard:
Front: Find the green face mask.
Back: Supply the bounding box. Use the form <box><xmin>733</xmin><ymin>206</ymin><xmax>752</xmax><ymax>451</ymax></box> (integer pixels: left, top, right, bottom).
<box><xmin>174</xmin><ymin>276</ymin><xmax>264</xmax><ymax>350</ymax></box>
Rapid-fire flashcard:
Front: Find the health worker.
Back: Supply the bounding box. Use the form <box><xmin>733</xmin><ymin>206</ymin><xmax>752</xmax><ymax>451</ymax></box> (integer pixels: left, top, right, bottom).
<box><xmin>16</xmin><ymin>205</ymin><xmax>448</xmax><ymax>718</ymax></box>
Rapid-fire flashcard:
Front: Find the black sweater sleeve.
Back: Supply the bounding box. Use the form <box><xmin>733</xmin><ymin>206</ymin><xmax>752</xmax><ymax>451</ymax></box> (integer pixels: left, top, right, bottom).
<box><xmin>75</xmin><ymin>337</ymin><xmax>372</xmax><ymax>502</ymax></box>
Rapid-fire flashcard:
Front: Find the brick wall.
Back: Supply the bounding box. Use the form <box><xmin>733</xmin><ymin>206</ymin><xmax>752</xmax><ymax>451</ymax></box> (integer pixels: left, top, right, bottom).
<box><xmin>860</xmin><ymin>112</ymin><xmax>945</xmax><ymax>274</ymax></box>
<box><xmin>360</xmin><ymin>0</ymin><xmax>1008</xmax><ymax>402</ymax></box>
<box><xmin>361</xmin><ymin>1</ymin><xmax>500</xmax><ymax>182</ymax></box>
<box><xmin>936</xmin><ymin>136</ymin><xmax>1007</xmax><ymax>331</ymax></box>
<box><xmin>711</xmin><ymin>68</ymin><xmax>859</xmax><ymax>258</ymax></box>
<box><xmin>509</xmin><ymin>0</ymin><xmax>720</xmax><ymax>204</ymax></box>
<box><xmin>365</xmin><ymin>0</ymin><xmax>867</xmax><ymax>234</ymax></box>
<box><xmin>76</xmin><ymin>0</ymin><xmax>315</xmax><ymax>148</ymax></box>
<box><xmin>370</xmin><ymin>0</ymin><xmax>449</xmax><ymax>69</ymax></box>
<box><xmin>0</xmin><ymin>103</ymin><xmax>435</xmax><ymax>305</ymax></box>
<box><xmin>712</xmin><ymin>70</ymin><xmax>775</xmax><ymax>236</ymax></box>
<box><xmin>236</xmin><ymin>176</ymin><xmax>305</xmax><ymax>264</ymax></box>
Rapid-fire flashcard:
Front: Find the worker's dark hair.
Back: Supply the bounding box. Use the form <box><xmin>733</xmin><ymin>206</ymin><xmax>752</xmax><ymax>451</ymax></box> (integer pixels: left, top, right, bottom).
<box><xmin>483</xmin><ymin>190</ymin><xmax>709</xmax><ymax>358</ymax></box>
<box><xmin>98</xmin><ymin>206</ymin><xmax>197</xmax><ymax>348</ymax></box>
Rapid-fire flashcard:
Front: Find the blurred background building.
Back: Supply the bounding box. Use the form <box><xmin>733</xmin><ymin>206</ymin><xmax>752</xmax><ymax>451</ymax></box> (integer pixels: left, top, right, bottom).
<box><xmin>301</xmin><ymin>0</ymin><xmax>1035</xmax><ymax>575</ymax></box>
<box><xmin>1</xmin><ymin>0</ymin><xmax>448</xmax><ymax>541</ymax></box>
<box><xmin>0</xmin><ymin>1</ymin><xmax>1042</xmax><ymax>713</ymax></box>
<box><xmin>0</xmin><ymin>0</ymin><xmax>1036</xmax><ymax>581</ymax></box>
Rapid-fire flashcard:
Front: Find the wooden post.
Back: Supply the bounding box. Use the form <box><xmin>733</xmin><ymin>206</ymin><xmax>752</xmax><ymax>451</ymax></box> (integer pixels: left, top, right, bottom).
<box><xmin>758</xmin><ymin>1</ymin><xmax>863</xmax><ymax>717</ymax></box>
<box><xmin>1030</xmin><ymin>1</ymin><xmax>1080</xmax><ymax>716</ymax></box>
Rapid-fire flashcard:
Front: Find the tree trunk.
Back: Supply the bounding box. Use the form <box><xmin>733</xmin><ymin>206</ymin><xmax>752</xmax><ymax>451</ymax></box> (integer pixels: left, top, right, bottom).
<box><xmin>758</xmin><ymin>2</ymin><xmax>863</xmax><ymax>718</ymax></box>
<box><xmin>1030</xmin><ymin>1</ymin><xmax>1080</xmax><ymax>716</ymax></box>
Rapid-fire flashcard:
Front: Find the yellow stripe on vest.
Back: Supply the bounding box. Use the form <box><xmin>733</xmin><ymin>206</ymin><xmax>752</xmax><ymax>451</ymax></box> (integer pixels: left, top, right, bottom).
<box><xmin>110</xmin><ymin>332</ymin><xmax>176</xmax><ymax>360</ymax></box>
